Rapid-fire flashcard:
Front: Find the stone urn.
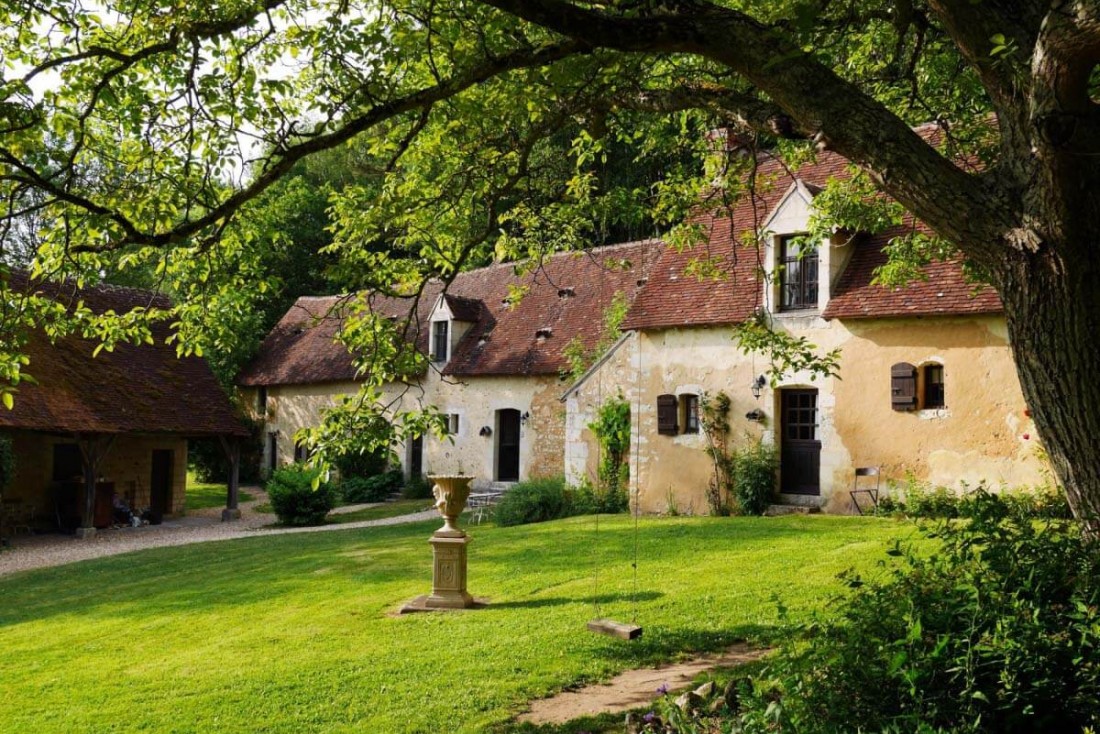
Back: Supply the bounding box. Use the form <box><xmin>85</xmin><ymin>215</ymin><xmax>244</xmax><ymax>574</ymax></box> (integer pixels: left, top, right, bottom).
<box><xmin>429</xmin><ymin>474</ymin><xmax>474</xmax><ymax>538</ymax></box>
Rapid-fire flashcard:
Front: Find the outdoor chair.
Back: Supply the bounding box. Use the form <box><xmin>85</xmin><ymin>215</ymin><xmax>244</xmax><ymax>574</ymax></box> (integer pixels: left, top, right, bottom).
<box><xmin>850</xmin><ymin>467</ymin><xmax>881</xmax><ymax>515</ymax></box>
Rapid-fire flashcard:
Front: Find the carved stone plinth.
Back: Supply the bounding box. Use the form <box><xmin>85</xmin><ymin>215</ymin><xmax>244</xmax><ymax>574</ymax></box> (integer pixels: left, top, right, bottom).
<box><xmin>398</xmin><ymin>474</ymin><xmax>483</xmax><ymax>614</ymax></box>
<box><xmin>425</xmin><ymin>534</ymin><xmax>474</xmax><ymax>608</ymax></box>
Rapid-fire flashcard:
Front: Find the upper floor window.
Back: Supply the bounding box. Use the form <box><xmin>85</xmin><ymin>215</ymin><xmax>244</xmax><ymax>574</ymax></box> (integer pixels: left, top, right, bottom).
<box><xmin>432</xmin><ymin>320</ymin><xmax>449</xmax><ymax>362</ymax></box>
<box><xmin>257</xmin><ymin>386</ymin><xmax>268</xmax><ymax>415</ymax></box>
<box><xmin>442</xmin><ymin>413</ymin><xmax>460</xmax><ymax>435</ymax></box>
<box><xmin>779</xmin><ymin>235</ymin><xmax>819</xmax><ymax>311</ymax></box>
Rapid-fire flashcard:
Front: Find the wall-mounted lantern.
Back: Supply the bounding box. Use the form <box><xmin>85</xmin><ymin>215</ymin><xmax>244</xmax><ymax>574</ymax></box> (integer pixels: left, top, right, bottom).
<box><xmin>750</xmin><ymin>375</ymin><xmax>767</xmax><ymax>400</ymax></box>
<box><xmin>479</xmin><ymin>426</ymin><xmax>492</xmax><ymax>437</ymax></box>
<box><xmin>745</xmin><ymin>408</ymin><xmax>765</xmax><ymax>422</ymax></box>
<box><xmin>520</xmin><ymin>411</ymin><xmax>531</xmax><ymax>426</ymax></box>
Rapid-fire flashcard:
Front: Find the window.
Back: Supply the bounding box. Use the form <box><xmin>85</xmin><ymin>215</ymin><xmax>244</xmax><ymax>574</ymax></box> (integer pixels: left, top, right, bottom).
<box><xmin>268</xmin><ymin>433</ymin><xmax>278</xmax><ymax>472</ymax></box>
<box><xmin>681</xmin><ymin>394</ymin><xmax>700</xmax><ymax>434</ymax></box>
<box><xmin>891</xmin><ymin>362</ymin><xmax>946</xmax><ymax>411</ymax></box>
<box><xmin>257</xmin><ymin>386</ymin><xmax>268</xmax><ymax>415</ymax></box>
<box><xmin>52</xmin><ymin>443</ymin><xmax>83</xmax><ymax>482</ymax></box>
<box><xmin>657</xmin><ymin>394</ymin><xmax>678</xmax><ymax>435</ymax></box>
<box><xmin>923</xmin><ymin>364</ymin><xmax>945</xmax><ymax>408</ymax></box>
<box><xmin>432</xmin><ymin>320</ymin><xmax>449</xmax><ymax>361</ymax></box>
<box><xmin>294</xmin><ymin>441</ymin><xmax>310</xmax><ymax>463</ymax></box>
<box><xmin>779</xmin><ymin>235</ymin><xmax>819</xmax><ymax>311</ymax></box>
<box><xmin>442</xmin><ymin>413</ymin><xmax>460</xmax><ymax>435</ymax></box>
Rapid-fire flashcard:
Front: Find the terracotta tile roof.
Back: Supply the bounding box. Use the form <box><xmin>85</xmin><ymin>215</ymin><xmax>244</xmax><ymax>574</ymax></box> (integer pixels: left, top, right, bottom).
<box><xmin>0</xmin><ymin>272</ymin><xmax>248</xmax><ymax>437</ymax></box>
<box><xmin>824</xmin><ymin>227</ymin><xmax>1002</xmax><ymax>319</ymax></box>
<box><xmin>623</xmin><ymin>146</ymin><xmax>1001</xmax><ymax>330</ymax></box>
<box><xmin>238</xmin><ymin>240</ymin><xmax>661</xmax><ymax>386</ymax></box>
<box><xmin>442</xmin><ymin>294</ymin><xmax>483</xmax><ymax>322</ymax></box>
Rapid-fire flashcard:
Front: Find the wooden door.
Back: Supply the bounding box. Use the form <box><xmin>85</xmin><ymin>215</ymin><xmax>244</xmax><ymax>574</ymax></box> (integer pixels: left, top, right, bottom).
<box><xmin>150</xmin><ymin>450</ymin><xmax>173</xmax><ymax>514</ymax></box>
<box><xmin>496</xmin><ymin>409</ymin><xmax>521</xmax><ymax>482</ymax></box>
<box><xmin>780</xmin><ymin>390</ymin><xmax>820</xmax><ymax>495</ymax></box>
<box><xmin>408</xmin><ymin>435</ymin><xmax>423</xmax><ymax>480</ymax></box>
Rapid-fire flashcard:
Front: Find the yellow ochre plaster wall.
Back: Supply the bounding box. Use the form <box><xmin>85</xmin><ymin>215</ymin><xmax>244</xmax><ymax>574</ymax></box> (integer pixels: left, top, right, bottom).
<box><xmin>567</xmin><ymin>315</ymin><xmax>1047</xmax><ymax>515</ymax></box>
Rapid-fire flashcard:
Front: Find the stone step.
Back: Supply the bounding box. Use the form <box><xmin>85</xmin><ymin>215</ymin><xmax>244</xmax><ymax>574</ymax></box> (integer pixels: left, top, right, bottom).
<box><xmin>764</xmin><ymin>504</ymin><xmax>821</xmax><ymax>516</ymax></box>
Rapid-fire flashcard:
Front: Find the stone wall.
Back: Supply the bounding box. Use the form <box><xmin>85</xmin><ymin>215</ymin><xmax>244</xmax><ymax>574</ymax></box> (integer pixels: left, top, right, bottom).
<box><xmin>5</xmin><ymin>432</ymin><xmax>190</xmax><ymax>520</ymax></box>
<box><xmin>566</xmin><ymin>315</ymin><xmax>1048</xmax><ymax>514</ymax></box>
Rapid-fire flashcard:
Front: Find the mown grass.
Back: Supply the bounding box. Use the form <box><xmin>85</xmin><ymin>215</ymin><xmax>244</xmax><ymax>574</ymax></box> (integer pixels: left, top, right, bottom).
<box><xmin>0</xmin><ymin>514</ymin><xmax>912</xmax><ymax>734</ymax></box>
<box><xmin>184</xmin><ymin>474</ymin><xmax>253</xmax><ymax>512</ymax></box>
<box><xmin>326</xmin><ymin>499</ymin><xmax>434</xmax><ymax>524</ymax></box>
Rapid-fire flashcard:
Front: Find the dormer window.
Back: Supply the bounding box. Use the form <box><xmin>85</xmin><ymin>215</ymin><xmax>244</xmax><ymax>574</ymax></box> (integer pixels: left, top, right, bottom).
<box><xmin>432</xmin><ymin>320</ymin><xmax>449</xmax><ymax>362</ymax></box>
<box><xmin>779</xmin><ymin>235</ymin><xmax>819</xmax><ymax>311</ymax></box>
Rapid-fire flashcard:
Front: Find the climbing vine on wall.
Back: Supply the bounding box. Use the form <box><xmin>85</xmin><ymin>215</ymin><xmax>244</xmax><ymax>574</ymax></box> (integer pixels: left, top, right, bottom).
<box><xmin>700</xmin><ymin>391</ymin><xmax>734</xmax><ymax>516</ymax></box>
<box><xmin>588</xmin><ymin>392</ymin><xmax>630</xmax><ymax>506</ymax></box>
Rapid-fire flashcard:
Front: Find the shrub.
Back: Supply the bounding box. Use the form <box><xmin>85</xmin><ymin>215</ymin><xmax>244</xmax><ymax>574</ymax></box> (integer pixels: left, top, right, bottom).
<box><xmin>573</xmin><ymin>477</ymin><xmax>629</xmax><ymax>515</ymax></box>
<box><xmin>494</xmin><ymin>476</ymin><xmax>575</xmax><ymax>527</ymax></box>
<box><xmin>730</xmin><ymin>437</ymin><xmax>777</xmax><ymax>516</ymax></box>
<box><xmin>887</xmin><ymin>475</ymin><xmax>1071</xmax><ymax>521</ymax></box>
<box><xmin>333</xmin><ymin>448</ymin><xmax>391</xmax><ymax>480</ymax></box>
<box><xmin>401</xmin><ymin>474</ymin><xmax>432</xmax><ymax>499</ymax></box>
<box><xmin>341</xmin><ymin>470</ymin><xmax>403</xmax><ymax>504</ymax></box>
<box><xmin>728</xmin><ymin>489</ymin><xmax>1100</xmax><ymax>733</ymax></box>
<box><xmin>188</xmin><ymin>419</ymin><xmax>264</xmax><ymax>483</ymax></box>
<box><xmin>266</xmin><ymin>466</ymin><xmax>336</xmax><ymax>526</ymax></box>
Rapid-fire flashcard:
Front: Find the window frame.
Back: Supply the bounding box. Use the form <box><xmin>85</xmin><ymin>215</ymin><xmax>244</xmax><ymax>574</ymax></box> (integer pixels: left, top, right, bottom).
<box><xmin>431</xmin><ymin>320</ymin><xmax>449</xmax><ymax>362</ymax></box>
<box><xmin>778</xmin><ymin>234</ymin><xmax>819</xmax><ymax>311</ymax></box>
<box><xmin>922</xmin><ymin>363</ymin><xmax>946</xmax><ymax>409</ymax></box>
<box><xmin>443</xmin><ymin>413</ymin><xmax>460</xmax><ymax>435</ymax></box>
<box><xmin>681</xmin><ymin>394</ymin><xmax>700</xmax><ymax>434</ymax></box>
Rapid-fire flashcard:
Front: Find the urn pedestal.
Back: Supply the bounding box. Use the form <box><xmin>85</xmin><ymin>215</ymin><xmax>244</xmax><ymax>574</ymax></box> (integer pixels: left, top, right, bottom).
<box><xmin>400</xmin><ymin>475</ymin><xmax>480</xmax><ymax>613</ymax></box>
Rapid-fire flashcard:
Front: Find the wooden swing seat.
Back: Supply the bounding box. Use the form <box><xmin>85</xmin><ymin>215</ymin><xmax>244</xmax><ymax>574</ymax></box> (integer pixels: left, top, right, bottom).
<box><xmin>587</xmin><ymin>618</ymin><xmax>643</xmax><ymax>640</ymax></box>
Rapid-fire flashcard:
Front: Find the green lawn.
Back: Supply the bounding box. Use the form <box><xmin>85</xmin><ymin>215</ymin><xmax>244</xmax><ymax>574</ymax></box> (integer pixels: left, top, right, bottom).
<box><xmin>326</xmin><ymin>499</ymin><xmax>434</xmax><ymax>524</ymax></box>
<box><xmin>0</xmin><ymin>515</ymin><xmax>913</xmax><ymax>734</ymax></box>
<box><xmin>185</xmin><ymin>474</ymin><xmax>254</xmax><ymax>512</ymax></box>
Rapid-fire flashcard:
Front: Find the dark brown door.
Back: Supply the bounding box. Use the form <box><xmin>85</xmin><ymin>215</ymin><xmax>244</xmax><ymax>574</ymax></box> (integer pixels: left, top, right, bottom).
<box><xmin>497</xmin><ymin>409</ymin><xmax>521</xmax><ymax>482</ymax></box>
<box><xmin>780</xmin><ymin>390</ymin><xmax>820</xmax><ymax>495</ymax></box>
<box><xmin>150</xmin><ymin>450</ymin><xmax>173</xmax><ymax>514</ymax></box>
<box><xmin>408</xmin><ymin>435</ymin><xmax>423</xmax><ymax>480</ymax></box>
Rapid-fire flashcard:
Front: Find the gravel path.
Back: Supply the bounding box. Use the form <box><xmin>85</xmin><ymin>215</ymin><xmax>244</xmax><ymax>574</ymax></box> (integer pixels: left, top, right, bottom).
<box><xmin>0</xmin><ymin>487</ymin><xmax>440</xmax><ymax>577</ymax></box>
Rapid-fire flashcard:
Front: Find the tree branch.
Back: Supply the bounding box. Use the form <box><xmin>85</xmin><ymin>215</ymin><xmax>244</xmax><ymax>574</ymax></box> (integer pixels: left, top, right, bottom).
<box><xmin>477</xmin><ymin>0</ymin><xmax>1016</xmax><ymax>261</ymax></box>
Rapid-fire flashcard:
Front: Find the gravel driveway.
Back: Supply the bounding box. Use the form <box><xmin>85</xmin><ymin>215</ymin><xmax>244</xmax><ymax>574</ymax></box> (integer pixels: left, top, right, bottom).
<box><xmin>0</xmin><ymin>487</ymin><xmax>439</xmax><ymax>577</ymax></box>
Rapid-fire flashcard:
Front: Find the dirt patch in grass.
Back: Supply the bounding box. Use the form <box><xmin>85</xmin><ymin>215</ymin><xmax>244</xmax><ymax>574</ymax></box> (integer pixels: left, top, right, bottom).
<box><xmin>517</xmin><ymin>644</ymin><xmax>767</xmax><ymax>726</ymax></box>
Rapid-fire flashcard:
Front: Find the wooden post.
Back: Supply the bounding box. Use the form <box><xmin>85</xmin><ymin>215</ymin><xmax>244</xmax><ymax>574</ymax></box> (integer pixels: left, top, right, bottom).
<box><xmin>219</xmin><ymin>436</ymin><xmax>242</xmax><ymax>521</ymax></box>
<box><xmin>74</xmin><ymin>434</ymin><xmax>116</xmax><ymax>539</ymax></box>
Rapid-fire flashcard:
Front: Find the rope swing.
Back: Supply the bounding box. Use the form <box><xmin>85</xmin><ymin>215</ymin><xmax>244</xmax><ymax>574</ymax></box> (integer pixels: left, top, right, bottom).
<box><xmin>586</xmin><ymin>262</ymin><xmax>643</xmax><ymax>641</ymax></box>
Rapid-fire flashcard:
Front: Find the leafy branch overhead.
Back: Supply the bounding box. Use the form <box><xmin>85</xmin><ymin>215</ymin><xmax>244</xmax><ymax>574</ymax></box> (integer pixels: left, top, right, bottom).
<box><xmin>3</xmin><ymin>0</ymin><xmax>1100</xmax><ymax>526</ymax></box>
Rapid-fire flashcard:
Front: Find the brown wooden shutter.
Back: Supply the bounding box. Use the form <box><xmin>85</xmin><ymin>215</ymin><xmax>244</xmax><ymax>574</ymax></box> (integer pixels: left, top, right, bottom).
<box><xmin>657</xmin><ymin>394</ymin><xmax>678</xmax><ymax>435</ymax></box>
<box><xmin>891</xmin><ymin>362</ymin><xmax>917</xmax><ymax>411</ymax></box>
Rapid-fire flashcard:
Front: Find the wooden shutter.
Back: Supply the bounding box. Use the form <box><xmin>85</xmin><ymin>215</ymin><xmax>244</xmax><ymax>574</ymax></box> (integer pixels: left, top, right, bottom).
<box><xmin>657</xmin><ymin>394</ymin><xmax>679</xmax><ymax>435</ymax></box>
<box><xmin>891</xmin><ymin>362</ymin><xmax>917</xmax><ymax>411</ymax></box>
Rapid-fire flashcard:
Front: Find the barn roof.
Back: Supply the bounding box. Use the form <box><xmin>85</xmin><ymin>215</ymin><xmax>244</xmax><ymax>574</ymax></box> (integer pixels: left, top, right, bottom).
<box><xmin>0</xmin><ymin>272</ymin><xmax>248</xmax><ymax>437</ymax></box>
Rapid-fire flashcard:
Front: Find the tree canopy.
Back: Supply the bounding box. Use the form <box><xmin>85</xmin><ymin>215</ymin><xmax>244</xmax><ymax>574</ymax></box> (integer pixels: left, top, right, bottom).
<box><xmin>3</xmin><ymin>0</ymin><xmax>1100</xmax><ymax>527</ymax></box>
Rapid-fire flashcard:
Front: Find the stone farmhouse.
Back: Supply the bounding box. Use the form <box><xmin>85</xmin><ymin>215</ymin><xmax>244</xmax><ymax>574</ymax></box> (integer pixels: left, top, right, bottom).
<box><xmin>565</xmin><ymin>148</ymin><xmax>1047</xmax><ymax>513</ymax></box>
<box><xmin>240</xmin><ymin>147</ymin><xmax>1047</xmax><ymax>513</ymax></box>
<box><xmin>236</xmin><ymin>242</ymin><xmax>660</xmax><ymax>489</ymax></box>
<box><xmin>0</xmin><ymin>273</ymin><xmax>248</xmax><ymax>537</ymax></box>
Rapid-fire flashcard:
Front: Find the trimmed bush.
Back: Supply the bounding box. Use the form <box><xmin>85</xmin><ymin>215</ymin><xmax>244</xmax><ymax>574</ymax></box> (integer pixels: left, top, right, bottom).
<box><xmin>401</xmin><ymin>474</ymin><xmax>432</xmax><ymax>499</ymax></box>
<box><xmin>726</xmin><ymin>490</ymin><xmax>1100</xmax><ymax>733</ymax></box>
<box><xmin>341</xmin><ymin>470</ymin><xmax>403</xmax><ymax>504</ymax></box>
<box><xmin>494</xmin><ymin>476</ymin><xmax>574</xmax><ymax>527</ymax></box>
<box><xmin>493</xmin><ymin>475</ymin><xmax>629</xmax><ymax>527</ymax></box>
<box><xmin>731</xmin><ymin>437</ymin><xmax>777</xmax><ymax>516</ymax></box>
<box><xmin>266</xmin><ymin>466</ymin><xmax>336</xmax><ymax>526</ymax></box>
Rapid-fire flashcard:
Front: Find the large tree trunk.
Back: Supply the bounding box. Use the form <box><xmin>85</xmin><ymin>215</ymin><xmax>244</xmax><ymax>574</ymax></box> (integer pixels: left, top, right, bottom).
<box><xmin>1000</xmin><ymin>245</ymin><xmax>1100</xmax><ymax>534</ymax></box>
